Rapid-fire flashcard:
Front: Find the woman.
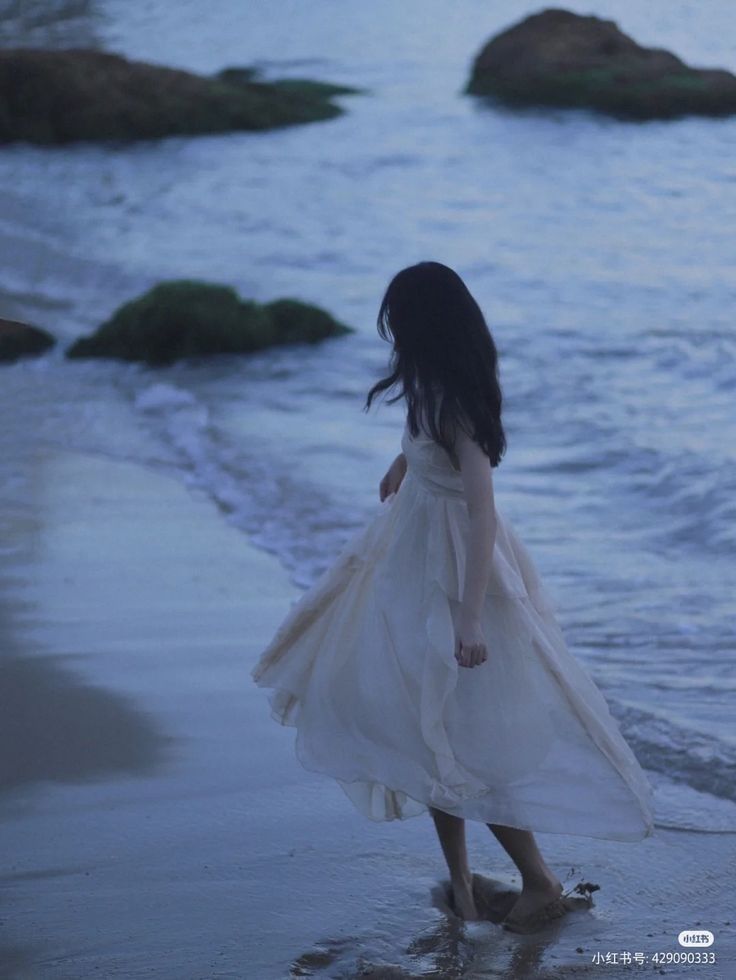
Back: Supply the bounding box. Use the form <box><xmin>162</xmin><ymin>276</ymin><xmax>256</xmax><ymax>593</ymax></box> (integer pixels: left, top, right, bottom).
<box><xmin>252</xmin><ymin>261</ymin><xmax>655</xmax><ymax>932</ymax></box>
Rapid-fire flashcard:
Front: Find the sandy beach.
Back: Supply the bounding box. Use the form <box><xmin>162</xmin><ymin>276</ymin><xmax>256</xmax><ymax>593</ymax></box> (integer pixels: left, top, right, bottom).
<box><xmin>0</xmin><ymin>445</ymin><xmax>732</xmax><ymax>980</ymax></box>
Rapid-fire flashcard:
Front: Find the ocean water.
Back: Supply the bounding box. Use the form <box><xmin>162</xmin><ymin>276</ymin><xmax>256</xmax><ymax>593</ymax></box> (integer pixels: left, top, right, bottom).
<box><xmin>1</xmin><ymin>0</ymin><xmax>735</xmax><ymax>848</ymax></box>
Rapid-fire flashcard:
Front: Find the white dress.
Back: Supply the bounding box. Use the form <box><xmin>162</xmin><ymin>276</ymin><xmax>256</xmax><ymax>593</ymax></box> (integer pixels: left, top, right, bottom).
<box><xmin>251</xmin><ymin>418</ymin><xmax>655</xmax><ymax>842</ymax></box>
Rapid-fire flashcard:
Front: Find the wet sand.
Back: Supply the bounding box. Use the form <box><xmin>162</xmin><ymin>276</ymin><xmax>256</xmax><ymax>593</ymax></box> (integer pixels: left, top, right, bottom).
<box><xmin>1</xmin><ymin>448</ymin><xmax>733</xmax><ymax>979</ymax></box>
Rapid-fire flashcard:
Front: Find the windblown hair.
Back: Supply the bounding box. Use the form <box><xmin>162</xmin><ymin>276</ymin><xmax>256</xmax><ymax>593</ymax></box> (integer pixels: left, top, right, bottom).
<box><xmin>364</xmin><ymin>261</ymin><xmax>506</xmax><ymax>467</ymax></box>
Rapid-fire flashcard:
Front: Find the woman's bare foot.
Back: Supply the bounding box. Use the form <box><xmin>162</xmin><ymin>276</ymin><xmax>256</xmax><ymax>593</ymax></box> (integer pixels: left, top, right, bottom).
<box><xmin>502</xmin><ymin>873</ymin><xmax>565</xmax><ymax>932</ymax></box>
<box><xmin>450</xmin><ymin>873</ymin><xmax>480</xmax><ymax>920</ymax></box>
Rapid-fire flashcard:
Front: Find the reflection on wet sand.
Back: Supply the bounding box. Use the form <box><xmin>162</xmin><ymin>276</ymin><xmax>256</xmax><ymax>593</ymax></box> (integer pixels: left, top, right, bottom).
<box><xmin>0</xmin><ymin>942</ymin><xmax>36</xmax><ymax>980</ymax></box>
<box><xmin>290</xmin><ymin>873</ymin><xmax>595</xmax><ymax>979</ymax></box>
<box><xmin>0</xmin><ymin>650</ymin><xmax>172</xmax><ymax>799</ymax></box>
<box><xmin>0</xmin><ymin>592</ymin><xmax>173</xmax><ymax>976</ymax></box>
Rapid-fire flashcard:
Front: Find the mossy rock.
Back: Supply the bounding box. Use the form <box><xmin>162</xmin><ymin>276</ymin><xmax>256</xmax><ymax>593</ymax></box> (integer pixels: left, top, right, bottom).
<box><xmin>466</xmin><ymin>8</ymin><xmax>736</xmax><ymax>120</ymax></box>
<box><xmin>0</xmin><ymin>318</ymin><xmax>56</xmax><ymax>362</ymax></box>
<box><xmin>65</xmin><ymin>280</ymin><xmax>353</xmax><ymax>366</ymax></box>
<box><xmin>0</xmin><ymin>49</ymin><xmax>361</xmax><ymax>145</ymax></box>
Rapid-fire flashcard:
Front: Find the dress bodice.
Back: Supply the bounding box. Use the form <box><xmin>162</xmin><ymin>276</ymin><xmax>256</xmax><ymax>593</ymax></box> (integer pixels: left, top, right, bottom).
<box><xmin>400</xmin><ymin>419</ymin><xmax>466</xmax><ymax>500</ymax></box>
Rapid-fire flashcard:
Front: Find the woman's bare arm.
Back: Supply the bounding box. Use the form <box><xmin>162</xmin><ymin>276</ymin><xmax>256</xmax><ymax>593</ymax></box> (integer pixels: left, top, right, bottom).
<box><xmin>454</xmin><ymin>424</ymin><xmax>497</xmax><ymax>666</ymax></box>
<box><xmin>379</xmin><ymin>452</ymin><xmax>407</xmax><ymax>501</ymax></box>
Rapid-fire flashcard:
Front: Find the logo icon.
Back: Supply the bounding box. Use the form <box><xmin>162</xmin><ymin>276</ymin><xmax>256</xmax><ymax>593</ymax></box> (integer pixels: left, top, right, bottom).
<box><xmin>678</xmin><ymin>930</ymin><xmax>714</xmax><ymax>947</ymax></box>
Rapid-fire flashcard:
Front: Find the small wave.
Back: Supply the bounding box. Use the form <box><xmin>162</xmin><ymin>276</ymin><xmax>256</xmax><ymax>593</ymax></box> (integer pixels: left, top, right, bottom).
<box><xmin>134</xmin><ymin>382</ymin><xmax>198</xmax><ymax>413</ymax></box>
<box><xmin>131</xmin><ymin>380</ymin><xmax>367</xmax><ymax>589</ymax></box>
<box><xmin>544</xmin><ymin>427</ymin><xmax>736</xmax><ymax>558</ymax></box>
<box><xmin>624</xmin><ymin>451</ymin><xmax>736</xmax><ymax>556</ymax></box>
<box><xmin>647</xmin><ymin>770</ymin><xmax>736</xmax><ymax>835</ymax></box>
<box><xmin>612</xmin><ymin>702</ymin><xmax>736</xmax><ymax>806</ymax></box>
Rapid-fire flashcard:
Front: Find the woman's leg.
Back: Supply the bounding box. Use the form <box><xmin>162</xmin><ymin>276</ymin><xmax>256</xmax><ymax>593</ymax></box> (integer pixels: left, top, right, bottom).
<box><xmin>487</xmin><ymin>823</ymin><xmax>563</xmax><ymax>921</ymax></box>
<box><xmin>429</xmin><ymin>807</ymin><xmax>478</xmax><ymax>919</ymax></box>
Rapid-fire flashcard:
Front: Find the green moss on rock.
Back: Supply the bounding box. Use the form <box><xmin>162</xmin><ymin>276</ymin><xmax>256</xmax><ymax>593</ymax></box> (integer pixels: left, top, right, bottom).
<box><xmin>65</xmin><ymin>280</ymin><xmax>353</xmax><ymax>366</ymax></box>
<box><xmin>0</xmin><ymin>49</ymin><xmax>361</xmax><ymax>145</ymax></box>
<box><xmin>466</xmin><ymin>8</ymin><xmax>736</xmax><ymax>120</ymax></box>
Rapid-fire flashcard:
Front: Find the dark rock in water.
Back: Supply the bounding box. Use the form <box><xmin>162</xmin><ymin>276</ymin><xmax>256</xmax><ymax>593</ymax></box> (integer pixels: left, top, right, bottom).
<box><xmin>466</xmin><ymin>8</ymin><xmax>736</xmax><ymax>120</ymax></box>
<box><xmin>65</xmin><ymin>280</ymin><xmax>353</xmax><ymax>366</ymax></box>
<box><xmin>0</xmin><ymin>317</ymin><xmax>56</xmax><ymax>362</ymax></box>
<box><xmin>0</xmin><ymin>48</ymin><xmax>359</xmax><ymax>145</ymax></box>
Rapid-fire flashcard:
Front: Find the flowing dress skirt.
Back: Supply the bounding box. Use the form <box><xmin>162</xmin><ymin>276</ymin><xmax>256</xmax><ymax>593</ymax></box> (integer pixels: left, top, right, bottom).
<box><xmin>252</xmin><ymin>424</ymin><xmax>655</xmax><ymax>842</ymax></box>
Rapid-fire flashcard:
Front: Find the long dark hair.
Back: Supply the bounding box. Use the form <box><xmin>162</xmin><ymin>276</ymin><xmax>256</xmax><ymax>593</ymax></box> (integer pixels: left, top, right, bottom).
<box><xmin>364</xmin><ymin>261</ymin><xmax>506</xmax><ymax>467</ymax></box>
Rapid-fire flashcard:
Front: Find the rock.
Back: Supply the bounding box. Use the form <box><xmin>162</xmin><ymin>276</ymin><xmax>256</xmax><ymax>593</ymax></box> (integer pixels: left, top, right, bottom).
<box><xmin>65</xmin><ymin>280</ymin><xmax>353</xmax><ymax>366</ymax></box>
<box><xmin>0</xmin><ymin>317</ymin><xmax>56</xmax><ymax>362</ymax></box>
<box><xmin>0</xmin><ymin>48</ymin><xmax>359</xmax><ymax>145</ymax></box>
<box><xmin>466</xmin><ymin>8</ymin><xmax>736</xmax><ymax>120</ymax></box>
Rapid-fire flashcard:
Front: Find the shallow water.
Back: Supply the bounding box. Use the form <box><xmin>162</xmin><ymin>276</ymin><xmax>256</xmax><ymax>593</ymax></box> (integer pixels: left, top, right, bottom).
<box><xmin>1</xmin><ymin>0</ymin><xmax>736</xmax><ymax>965</ymax></box>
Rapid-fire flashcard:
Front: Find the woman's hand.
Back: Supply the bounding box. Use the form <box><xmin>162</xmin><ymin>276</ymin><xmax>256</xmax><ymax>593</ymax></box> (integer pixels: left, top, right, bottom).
<box><xmin>454</xmin><ymin>609</ymin><xmax>488</xmax><ymax>668</ymax></box>
<box><xmin>379</xmin><ymin>453</ymin><xmax>407</xmax><ymax>501</ymax></box>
